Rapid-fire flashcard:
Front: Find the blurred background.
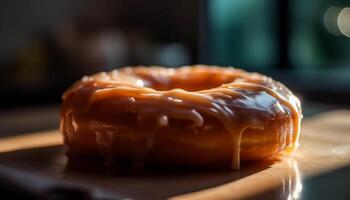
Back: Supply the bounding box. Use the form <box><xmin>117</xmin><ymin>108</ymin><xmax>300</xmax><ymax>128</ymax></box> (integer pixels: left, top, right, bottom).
<box><xmin>0</xmin><ymin>0</ymin><xmax>350</xmax><ymax>135</ymax></box>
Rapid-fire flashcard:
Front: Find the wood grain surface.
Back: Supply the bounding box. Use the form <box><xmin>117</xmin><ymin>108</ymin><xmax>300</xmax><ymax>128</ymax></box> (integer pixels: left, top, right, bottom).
<box><xmin>0</xmin><ymin>110</ymin><xmax>350</xmax><ymax>199</ymax></box>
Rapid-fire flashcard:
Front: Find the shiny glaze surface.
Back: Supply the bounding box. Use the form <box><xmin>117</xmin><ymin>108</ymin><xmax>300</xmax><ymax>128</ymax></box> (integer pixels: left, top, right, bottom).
<box><xmin>60</xmin><ymin>65</ymin><xmax>302</xmax><ymax>169</ymax></box>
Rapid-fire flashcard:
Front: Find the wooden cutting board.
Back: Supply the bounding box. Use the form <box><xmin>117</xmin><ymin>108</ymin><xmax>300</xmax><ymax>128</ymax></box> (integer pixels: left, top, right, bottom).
<box><xmin>1</xmin><ymin>110</ymin><xmax>350</xmax><ymax>199</ymax></box>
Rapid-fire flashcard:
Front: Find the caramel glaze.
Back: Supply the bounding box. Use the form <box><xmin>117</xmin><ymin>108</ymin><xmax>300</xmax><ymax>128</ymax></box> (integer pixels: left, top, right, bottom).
<box><xmin>60</xmin><ymin>65</ymin><xmax>302</xmax><ymax>169</ymax></box>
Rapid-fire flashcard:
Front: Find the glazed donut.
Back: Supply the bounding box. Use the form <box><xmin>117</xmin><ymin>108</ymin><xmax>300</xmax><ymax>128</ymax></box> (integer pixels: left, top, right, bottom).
<box><xmin>60</xmin><ymin>65</ymin><xmax>302</xmax><ymax>169</ymax></box>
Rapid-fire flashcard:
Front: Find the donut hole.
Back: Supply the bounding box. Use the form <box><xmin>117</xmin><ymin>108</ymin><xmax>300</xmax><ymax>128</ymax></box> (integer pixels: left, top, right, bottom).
<box><xmin>149</xmin><ymin>79</ymin><xmax>235</xmax><ymax>92</ymax></box>
<box><xmin>135</xmin><ymin>70</ymin><xmax>238</xmax><ymax>92</ymax></box>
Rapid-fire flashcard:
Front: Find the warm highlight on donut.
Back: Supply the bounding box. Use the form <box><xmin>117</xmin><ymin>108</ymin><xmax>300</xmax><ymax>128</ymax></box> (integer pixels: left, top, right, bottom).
<box><xmin>60</xmin><ymin>65</ymin><xmax>302</xmax><ymax>169</ymax></box>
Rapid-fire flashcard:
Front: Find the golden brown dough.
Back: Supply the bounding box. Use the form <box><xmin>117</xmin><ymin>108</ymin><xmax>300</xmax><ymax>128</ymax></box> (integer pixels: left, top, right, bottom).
<box><xmin>60</xmin><ymin>65</ymin><xmax>302</xmax><ymax>169</ymax></box>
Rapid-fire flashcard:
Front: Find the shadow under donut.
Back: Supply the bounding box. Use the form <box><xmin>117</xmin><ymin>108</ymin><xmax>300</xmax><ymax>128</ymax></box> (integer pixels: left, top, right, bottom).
<box><xmin>0</xmin><ymin>144</ymin><xmax>301</xmax><ymax>200</ymax></box>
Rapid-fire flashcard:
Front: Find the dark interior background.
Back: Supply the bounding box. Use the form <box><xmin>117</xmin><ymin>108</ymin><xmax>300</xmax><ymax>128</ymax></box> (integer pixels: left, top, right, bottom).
<box><xmin>1</xmin><ymin>1</ymin><xmax>350</xmax><ymax>198</ymax></box>
<box><xmin>0</xmin><ymin>0</ymin><xmax>350</xmax><ymax>109</ymax></box>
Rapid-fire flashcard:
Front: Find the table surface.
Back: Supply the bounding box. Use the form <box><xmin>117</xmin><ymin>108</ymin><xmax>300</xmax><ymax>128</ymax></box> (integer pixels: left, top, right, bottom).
<box><xmin>0</xmin><ymin>110</ymin><xmax>350</xmax><ymax>199</ymax></box>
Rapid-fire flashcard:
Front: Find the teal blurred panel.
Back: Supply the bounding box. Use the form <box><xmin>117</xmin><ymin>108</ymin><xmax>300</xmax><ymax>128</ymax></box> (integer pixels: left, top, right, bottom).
<box><xmin>290</xmin><ymin>0</ymin><xmax>350</xmax><ymax>70</ymax></box>
<box><xmin>208</xmin><ymin>0</ymin><xmax>277</xmax><ymax>70</ymax></box>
